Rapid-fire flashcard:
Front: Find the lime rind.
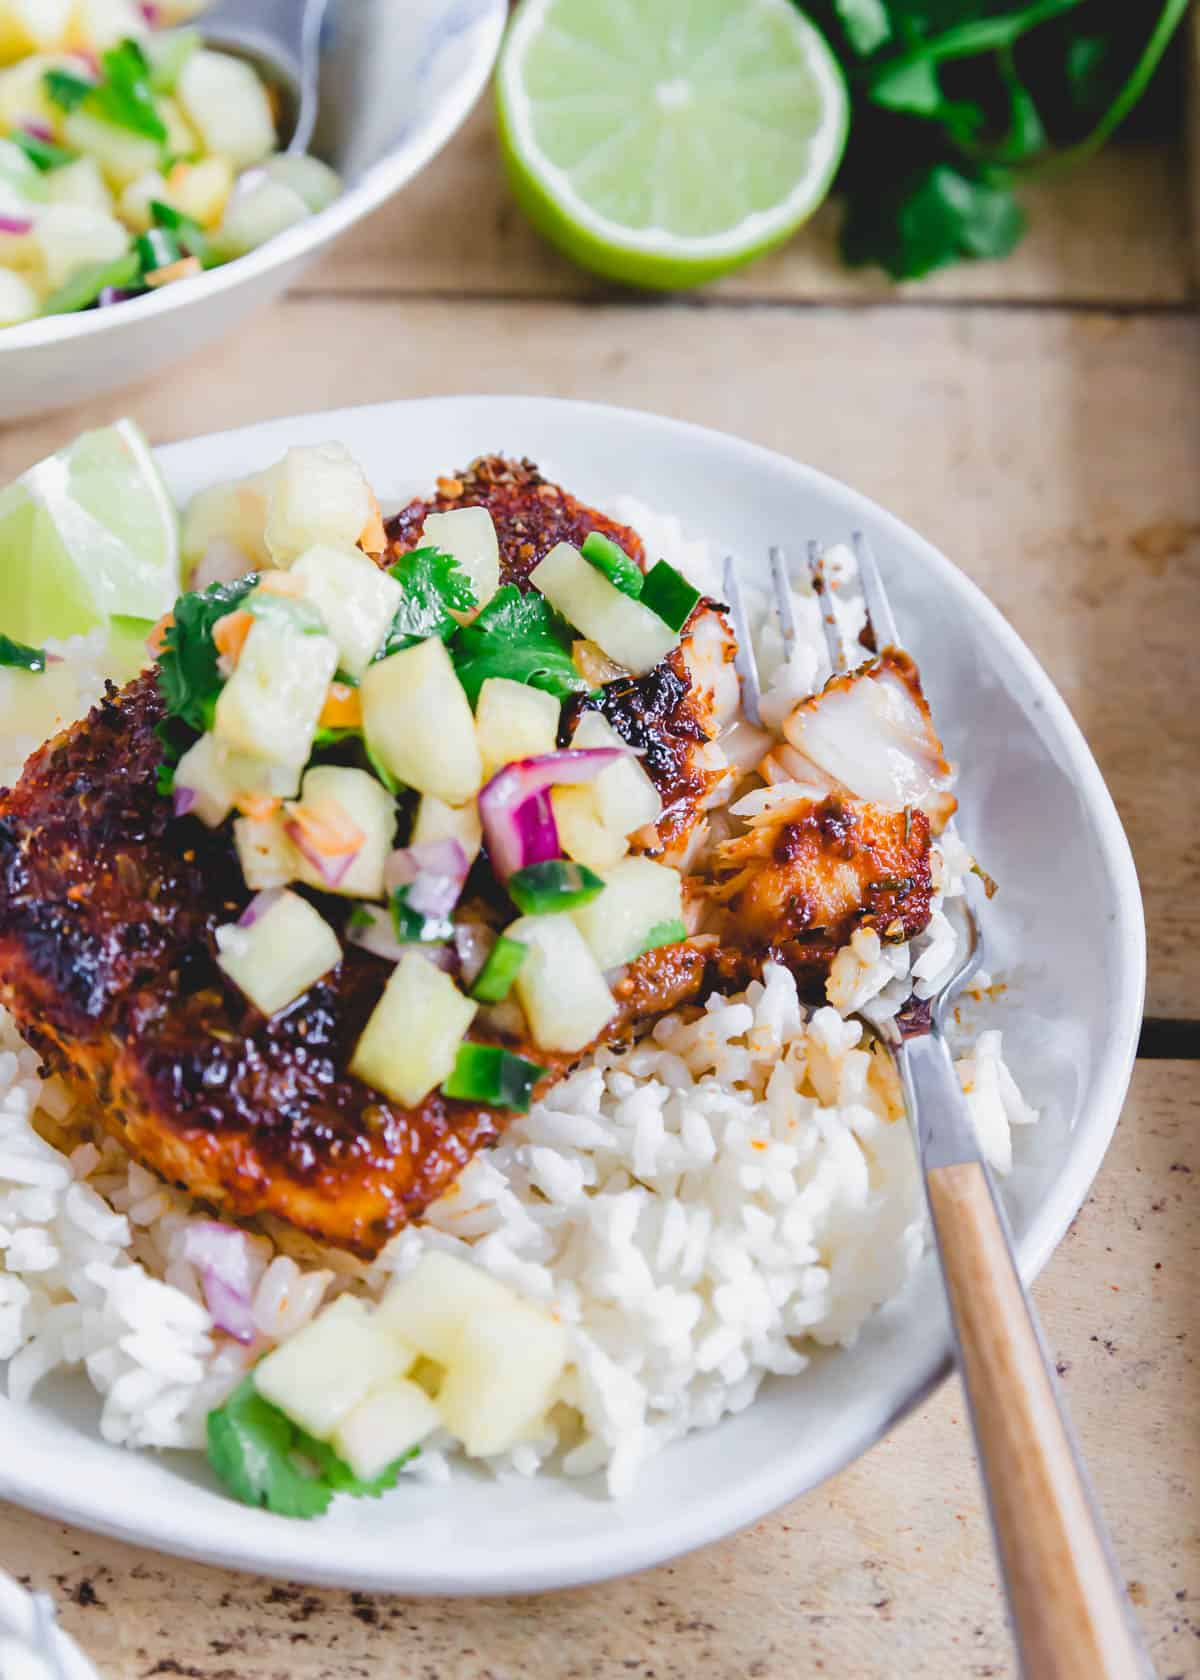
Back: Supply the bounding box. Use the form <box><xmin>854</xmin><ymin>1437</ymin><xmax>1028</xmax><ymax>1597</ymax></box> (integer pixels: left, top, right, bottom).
<box><xmin>497</xmin><ymin>0</ymin><xmax>849</xmax><ymax>289</ymax></box>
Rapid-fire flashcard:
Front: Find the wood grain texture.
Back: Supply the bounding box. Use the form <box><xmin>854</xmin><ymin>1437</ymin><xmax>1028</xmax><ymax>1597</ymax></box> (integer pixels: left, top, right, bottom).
<box><xmin>1</xmin><ymin>1061</ymin><xmax>1194</xmax><ymax>1680</ymax></box>
<box><xmin>2</xmin><ymin>303</ymin><xmax>1195</xmax><ymax>1016</ymax></box>
<box><xmin>306</xmin><ymin>106</ymin><xmax>1194</xmax><ymax>307</ymax></box>
<box><xmin>927</xmin><ymin>1162</ymin><xmax>1147</xmax><ymax>1678</ymax></box>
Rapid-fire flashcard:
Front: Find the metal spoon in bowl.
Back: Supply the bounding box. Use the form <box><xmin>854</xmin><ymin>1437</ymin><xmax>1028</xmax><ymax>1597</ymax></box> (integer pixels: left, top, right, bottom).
<box><xmin>188</xmin><ymin>0</ymin><xmax>330</xmax><ymax>155</ymax></box>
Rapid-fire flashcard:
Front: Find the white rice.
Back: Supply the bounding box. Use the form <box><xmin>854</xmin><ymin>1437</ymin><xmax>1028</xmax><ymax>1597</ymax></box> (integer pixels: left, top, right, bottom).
<box><xmin>0</xmin><ymin>499</ymin><xmax>1037</xmax><ymax>1498</ymax></box>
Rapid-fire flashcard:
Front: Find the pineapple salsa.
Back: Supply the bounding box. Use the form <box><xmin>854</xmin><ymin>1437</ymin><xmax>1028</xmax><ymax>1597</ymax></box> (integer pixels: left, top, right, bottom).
<box><xmin>0</xmin><ymin>0</ymin><xmax>340</xmax><ymax>327</ymax></box>
<box><xmin>149</xmin><ymin>440</ymin><xmax>699</xmax><ymax>1506</ymax></box>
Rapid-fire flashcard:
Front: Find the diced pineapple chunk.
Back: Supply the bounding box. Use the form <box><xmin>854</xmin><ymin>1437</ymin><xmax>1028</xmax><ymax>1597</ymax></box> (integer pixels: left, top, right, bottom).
<box><xmin>0</xmin><ymin>264</ymin><xmax>38</xmax><ymax>326</ymax></box>
<box><xmin>377</xmin><ymin>1251</ymin><xmax>517</xmax><ymax>1365</ymax></box>
<box><xmin>571</xmin><ymin>856</ymin><xmax>683</xmax><ymax>971</ymax></box>
<box><xmin>0</xmin><ymin>54</ymin><xmax>67</xmax><ymax>133</ymax></box>
<box><xmin>421</xmin><ymin>506</ymin><xmax>499</xmax><ymax>608</ymax></box>
<box><xmin>507</xmin><ymin>914</ymin><xmax>614</xmax><ymax>1052</ymax></box>
<box><xmin>290</xmin><ymin>765</ymin><xmax>396</xmax><ymax>900</ymax></box>
<box><xmin>530</xmin><ymin>543</ymin><xmax>677</xmax><ymax>676</ymax></box>
<box><xmin>68</xmin><ymin>0</ymin><xmax>147</xmax><ymax>48</ymax></box>
<box><xmin>167</xmin><ymin>152</ymin><xmax>234</xmax><ymax>228</ymax></box>
<box><xmin>175</xmin><ymin>48</ymin><xmax>275</xmax><ymax>169</ymax></box>
<box><xmin>44</xmin><ymin>154</ymin><xmax>111</xmax><ymax>213</ymax></box>
<box><xmin>233</xmin><ymin>812</ymin><xmax>297</xmax><ymax>890</ymax></box>
<box><xmin>62</xmin><ymin>108</ymin><xmax>161</xmax><ymax>189</ymax></box>
<box><xmin>117</xmin><ymin>168</ymin><xmax>168</xmax><ymax>232</ymax></box>
<box><xmin>573</xmin><ymin>711</ymin><xmax>662</xmax><ymax>837</ymax></box>
<box><xmin>213</xmin><ymin>616</ymin><xmax>337</xmax><ymax>770</ymax></box>
<box><xmin>0</xmin><ymin>0</ymin><xmax>73</xmax><ymax>63</ymax></box>
<box><xmin>32</xmin><ymin>204</ymin><xmax>128</xmax><ymax>288</ymax></box>
<box><xmin>350</xmin><ymin>951</ymin><xmax>476</xmax><ymax>1107</ymax></box>
<box><xmin>361</xmin><ymin>637</ymin><xmax>482</xmax><ymax>805</ymax></box>
<box><xmin>215</xmin><ymin>888</ymin><xmax>341</xmax><ymax>1017</ymax></box>
<box><xmin>331</xmin><ymin>1376</ymin><xmax>439</xmax><ymax>1482</ymax></box>
<box><xmin>253</xmin><ymin>1295</ymin><xmax>400</xmax><ymax>1442</ymax></box>
<box><xmin>289</xmin><ymin>543</ymin><xmax>401</xmax><ymax>679</ymax></box>
<box><xmin>181</xmin><ymin>468</ymin><xmax>274</xmax><ymax>579</ymax></box>
<box><xmin>215</xmin><ymin>176</ymin><xmax>307</xmax><ymax>259</ymax></box>
<box><xmin>155</xmin><ymin>93</ymin><xmax>198</xmax><ymax>159</ymax></box>
<box><xmin>263</xmin><ymin>442</ymin><xmax>375</xmax><ymax>567</ymax></box>
<box><xmin>551</xmin><ymin>785</ymin><xmax>628</xmax><ymax>871</ymax></box>
<box><xmin>438</xmin><ymin>1300</ymin><xmax>568</xmax><ymax>1458</ymax></box>
<box><xmin>173</xmin><ymin>730</ymin><xmax>299</xmax><ymax>828</ymax></box>
<box><xmin>475</xmin><ymin>677</ymin><xmax>559</xmax><ymax>780</ymax></box>
<box><xmin>411</xmin><ymin>793</ymin><xmax>482</xmax><ymax>866</ymax></box>
<box><xmin>261</xmin><ymin>152</ymin><xmax>340</xmax><ymax>214</ymax></box>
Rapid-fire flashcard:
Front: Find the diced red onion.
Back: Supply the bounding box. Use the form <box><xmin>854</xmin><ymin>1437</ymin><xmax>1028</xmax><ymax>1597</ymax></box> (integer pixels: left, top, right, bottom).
<box><xmin>20</xmin><ymin>120</ymin><xmax>53</xmax><ymax>142</ymax></box>
<box><xmin>139</xmin><ymin>0</ymin><xmax>160</xmax><ymax>21</ymax></box>
<box><xmin>181</xmin><ymin>1221</ymin><xmax>258</xmax><ymax>1344</ymax></box>
<box><xmin>237</xmin><ymin>886</ymin><xmax>283</xmax><ymax>928</ymax></box>
<box><xmin>192</xmin><ymin>536</ymin><xmax>252</xmax><ymax>590</ymax></box>
<box><xmin>346</xmin><ymin>904</ymin><xmax>455</xmax><ymax>970</ymax></box>
<box><xmin>173</xmin><ymin>785</ymin><xmax>196</xmax><ymax>817</ymax></box>
<box><xmin>0</xmin><ymin>215</ymin><xmax>33</xmax><ymax>236</ymax></box>
<box><xmin>285</xmin><ymin>818</ymin><xmax>359</xmax><ymax>886</ymax></box>
<box><xmin>384</xmin><ymin>838</ymin><xmax>469</xmax><ymax>917</ymax></box>
<box><xmin>479</xmin><ymin>748</ymin><xmax>627</xmax><ymax>879</ymax></box>
<box><xmin>70</xmin><ymin>49</ymin><xmax>99</xmax><ymax>74</ymax></box>
<box><xmin>97</xmin><ymin>286</ymin><xmax>136</xmax><ymax>308</ymax></box>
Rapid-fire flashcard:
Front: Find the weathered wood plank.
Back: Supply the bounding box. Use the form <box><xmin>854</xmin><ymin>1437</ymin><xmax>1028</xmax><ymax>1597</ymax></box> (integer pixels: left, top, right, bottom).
<box><xmin>2</xmin><ymin>299</ymin><xmax>1194</xmax><ymax>1016</ymax></box>
<box><xmin>306</xmin><ymin>106</ymin><xmax>1192</xmax><ymax>306</ymax></box>
<box><xmin>4</xmin><ymin>1061</ymin><xmax>1193</xmax><ymax>1680</ymax></box>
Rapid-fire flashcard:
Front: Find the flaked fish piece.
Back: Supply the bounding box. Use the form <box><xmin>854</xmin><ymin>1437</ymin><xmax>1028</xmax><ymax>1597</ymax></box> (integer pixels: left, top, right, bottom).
<box><xmin>760</xmin><ymin>649</ymin><xmax>957</xmax><ymax>835</ymax></box>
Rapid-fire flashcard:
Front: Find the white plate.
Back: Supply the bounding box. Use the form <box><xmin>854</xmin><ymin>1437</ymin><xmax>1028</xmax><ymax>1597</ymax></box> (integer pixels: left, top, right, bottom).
<box><xmin>0</xmin><ymin>0</ymin><xmax>506</xmax><ymax>420</ymax></box>
<box><xmin>0</xmin><ymin>397</ymin><xmax>1145</xmax><ymax>1593</ymax></box>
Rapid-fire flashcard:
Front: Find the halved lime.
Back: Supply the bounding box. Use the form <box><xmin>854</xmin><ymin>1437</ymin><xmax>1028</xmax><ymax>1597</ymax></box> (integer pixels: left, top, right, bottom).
<box><xmin>0</xmin><ymin>419</ymin><xmax>180</xmax><ymax>645</ymax></box>
<box><xmin>496</xmin><ymin>0</ymin><xmax>849</xmax><ymax>290</ymax></box>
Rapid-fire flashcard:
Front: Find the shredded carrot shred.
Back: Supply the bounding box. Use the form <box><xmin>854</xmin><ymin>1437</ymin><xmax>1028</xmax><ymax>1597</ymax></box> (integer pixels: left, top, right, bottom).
<box><xmin>235</xmin><ymin>792</ymin><xmax>281</xmax><ymax>821</ymax></box>
<box><xmin>287</xmin><ymin>799</ymin><xmax>364</xmax><ymax>858</ymax></box>
<box><xmin>358</xmin><ymin>491</ymin><xmax>387</xmax><ymax>557</ymax></box>
<box><xmin>319</xmin><ymin>683</ymin><xmax>363</xmax><ymax>729</ymax></box>
<box><xmin>146</xmin><ymin>612</ymin><xmax>173</xmax><ymax>656</ymax></box>
<box><xmin>212</xmin><ymin>609</ymin><xmax>254</xmax><ymax>663</ymax></box>
<box><xmin>144</xmin><ymin>255</ymin><xmax>203</xmax><ymax>289</ymax></box>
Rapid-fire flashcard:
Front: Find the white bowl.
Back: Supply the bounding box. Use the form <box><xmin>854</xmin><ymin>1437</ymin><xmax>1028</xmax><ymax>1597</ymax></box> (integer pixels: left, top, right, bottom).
<box><xmin>0</xmin><ymin>1</ymin><xmax>506</xmax><ymax>420</ymax></box>
<box><xmin>0</xmin><ymin>397</ymin><xmax>1145</xmax><ymax>1593</ymax></box>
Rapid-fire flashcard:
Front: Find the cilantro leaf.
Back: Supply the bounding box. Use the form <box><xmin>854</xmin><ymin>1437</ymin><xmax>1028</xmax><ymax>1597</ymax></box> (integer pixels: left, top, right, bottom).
<box><xmin>156</xmin><ymin>575</ymin><xmax>257</xmax><ymax>733</ymax></box>
<box><xmin>0</xmin><ymin>633</ymin><xmax>46</xmax><ymax>673</ymax></box>
<box><xmin>206</xmin><ymin>1378</ymin><xmax>418</xmax><ymax>1518</ymax></box>
<box><xmin>294</xmin><ymin>1430</ymin><xmax>417</xmax><ymax>1498</ymax></box>
<box><xmin>93</xmin><ymin>39</ymin><xmax>168</xmax><ymax>142</ymax></box>
<box><xmin>841</xmin><ymin>162</ymin><xmax>1024</xmax><ymax>278</ymax></box>
<box><xmin>833</xmin><ymin>0</ymin><xmax>892</xmax><ymax>55</ymax></box>
<box><xmin>449</xmin><ymin>585</ymin><xmax>589</xmax><ymax>707</ymax></box>
<box><xmin>205</xmin><ymin>1378</ymin><xmax>333</xmax><ymax>1519</ymax></box>
<box><xmin>377</xmin><ymin>545</ymin><xmax>477</xmax><ymax>659</ymax></box>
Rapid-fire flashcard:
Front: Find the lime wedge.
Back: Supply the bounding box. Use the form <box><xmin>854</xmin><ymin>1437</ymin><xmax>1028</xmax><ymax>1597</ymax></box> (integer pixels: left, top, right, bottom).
<box><xmin>0</xmin><ymin>419</ymin><xmax>180</xmax><ymax>646</ymax></box>
<box><xmin>496</xmin><ymin>0</ymin><xmax>849</xmax><ymax>290</ymax></box>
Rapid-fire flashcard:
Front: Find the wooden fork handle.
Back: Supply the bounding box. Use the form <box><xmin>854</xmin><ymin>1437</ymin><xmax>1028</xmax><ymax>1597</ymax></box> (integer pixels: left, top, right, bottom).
<box><xmin>927</xmin><ymin>1162</ymin><xmax>1151</xmax><ymax>1679</ymax></box>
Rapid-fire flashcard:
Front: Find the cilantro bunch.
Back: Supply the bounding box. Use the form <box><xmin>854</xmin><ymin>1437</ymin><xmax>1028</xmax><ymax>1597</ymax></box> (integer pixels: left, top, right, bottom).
<box><xmin>803</xmin><ymin>0</ymin><xmax>1188</xmax><ymax>278</ymax></box>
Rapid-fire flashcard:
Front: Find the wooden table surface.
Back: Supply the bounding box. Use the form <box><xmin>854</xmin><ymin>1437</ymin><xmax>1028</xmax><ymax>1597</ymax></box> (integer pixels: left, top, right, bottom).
<box><xmin>1</xmin><ymin>102</ymin><xmax>1197</xmax><ymax>1679</ymax></box>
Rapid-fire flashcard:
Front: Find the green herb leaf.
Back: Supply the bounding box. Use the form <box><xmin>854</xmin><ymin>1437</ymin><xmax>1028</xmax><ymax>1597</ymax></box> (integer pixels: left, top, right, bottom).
<box><xmin>293</xmin><ymin>1430</ymin><xmax>416</xmax><ymax>1498</ymax></box>
<box><xmin>43</xmin><ymin>68</ymin><xmax>96</xmax><ymax>112</ymax></box>
<box><xmin>378</xmin><ymin>545</ymin><xmax>477</xmax><ymax>658</ymax></box>
<box><xmin>205</xmin><ymin>1377</ymin><xmax>333</xmax><ymax>1518</ymax></box>
<box><xmin>42</xmin><ymin>251</ymin><xmax>141</xmax><ymax>315</ymax></box>
<box><xmin>149</xmin><ymin>197</ymin><xmax>213</xmax><ymax>265</ymax></box>
<box><xmin>842</xmin><ymin>162</ymin><xmax>1025</xmax><ymax>279</ymax></box>
<box><xmin>93</xmin><ymin>39</ymin><xmax>168</xmax><ymax>142</ymax></box>
<box><xmin>0</xmin><ymin>633</ymin><xmax>46</xmax><ymax>673</ymax></box>
<box><xmin>10</xmin><ymin>130</ymin><xmax>76</xmax><ymax>171</ymax></box>
<box><xmin>450</xmin><ymin>585</ymin><xmax>589</xmax><ymax>707</ymax></box>
<box><xmin>156</xmin><ymin>575</ymin><xmax>257</xmax><ymax>732</ymax></box>
<box><xmin>833</xmin><ymin>0</ymin><xmax>892</xmax><ymax>55</ymax></box>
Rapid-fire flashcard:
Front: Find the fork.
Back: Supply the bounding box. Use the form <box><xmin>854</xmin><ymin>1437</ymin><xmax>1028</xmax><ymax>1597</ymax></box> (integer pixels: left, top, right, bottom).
<box><xmin>722</xmin><ymin>541</ymin><xmax>1153</xmax><ymax>1680</ymax></box>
